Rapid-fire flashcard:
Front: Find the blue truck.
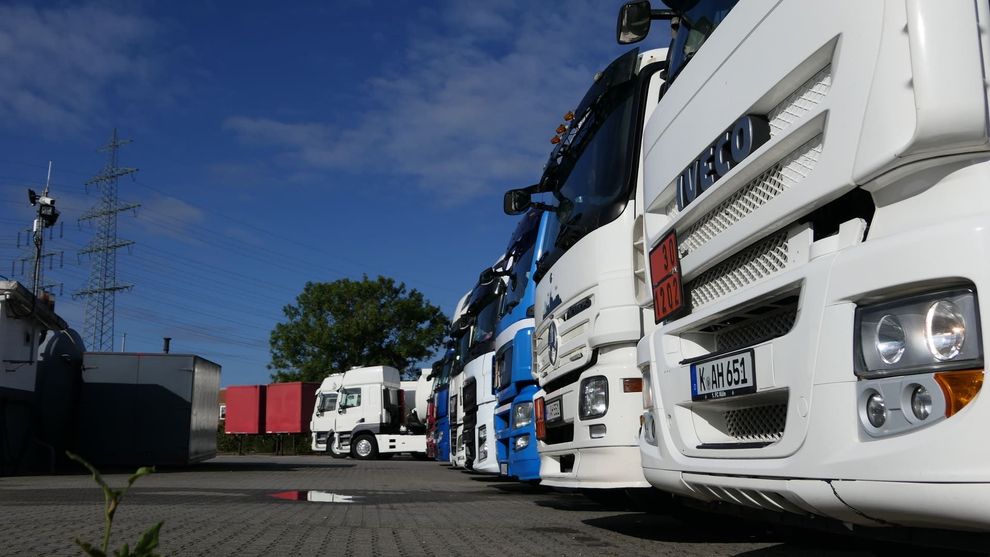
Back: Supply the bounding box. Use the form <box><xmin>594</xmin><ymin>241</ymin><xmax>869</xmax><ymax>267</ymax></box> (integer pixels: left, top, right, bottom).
<box><xmin>493</xmin><ymin>209</ymin><xmax>549</xmax><ymax>481</ymax></box>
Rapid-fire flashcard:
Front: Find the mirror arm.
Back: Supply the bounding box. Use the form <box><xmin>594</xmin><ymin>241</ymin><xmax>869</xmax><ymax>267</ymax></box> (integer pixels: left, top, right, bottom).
<box><xmin>651</xmin><ymin>9</ymin><xmax>676</xmax><ymax>20</ymax></box>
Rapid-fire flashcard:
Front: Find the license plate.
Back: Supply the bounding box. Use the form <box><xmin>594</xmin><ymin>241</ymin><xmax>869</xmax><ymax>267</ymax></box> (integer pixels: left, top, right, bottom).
<box><xmin>690</xmin><ymin>349</ymin><xmax>757</xmax><ymax>401</ymax></box>
<box><xmin>545</xmin><ymin>397</ymin><xmax>563</xmax><ymax>423</ymax></box>
<box><xmin>650</xmin><ymin>230</ymin><xmax>684</xmax><ymax>323</ymax></box>
<box><xmin>500</xmin><ymin>463</ymin><xmax>508</xmax><ymax>475</ymax></box>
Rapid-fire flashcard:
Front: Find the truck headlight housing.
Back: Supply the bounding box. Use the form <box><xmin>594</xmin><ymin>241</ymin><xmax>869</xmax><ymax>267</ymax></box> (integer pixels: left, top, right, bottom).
<box><xmin>513</xmin><ymin>401</ymin><xmax>533</xmax><ymax>428</ymax></box>
<box><xmin>579</xmin><ymin>376</ymin><xmax>608</xmax><ymax>420</ymax></box>
<box><xmin>514</xmin><ymin>434</ymin><xmax>530</xmax><ymax>451</ymax></box>
<box><xmin>856</xmin><ymin>288</ymin><xmax>982</xmax><ymax>378</ymax></box>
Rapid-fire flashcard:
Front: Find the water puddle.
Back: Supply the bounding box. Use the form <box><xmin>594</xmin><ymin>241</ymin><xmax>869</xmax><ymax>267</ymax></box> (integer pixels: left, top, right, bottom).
<box><xmin>269</xmin><ymin>490</ymin><xmax>362</xmax><ymax>503</ymax></box>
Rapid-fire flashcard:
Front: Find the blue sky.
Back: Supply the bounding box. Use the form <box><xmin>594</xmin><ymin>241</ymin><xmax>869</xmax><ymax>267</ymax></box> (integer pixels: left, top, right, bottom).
<box><xmin>0</xmin><ymin>1</ymin><xmax>667</xmax><ymax>386</ymax></box>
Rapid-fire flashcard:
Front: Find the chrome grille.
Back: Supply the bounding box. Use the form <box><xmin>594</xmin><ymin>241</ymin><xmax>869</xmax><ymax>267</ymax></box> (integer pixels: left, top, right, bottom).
<box><xmin>767</xmin><ymin>66</ymin><xmax>832</xmax><ymax>137</ymax></box>
<box><xmin>723</xmin><ymin>404</ymin><xmax>787</xmax><ymax>443</ymax></box>
<box><xmin>679</xmin><ymin>137</ymin><xmax>822</xmax><ymax>255</ymax></box>
<box><xmin>686</xmin><ymin>231</ymin><xmax>790</xmax><ymax>311</ymax></box>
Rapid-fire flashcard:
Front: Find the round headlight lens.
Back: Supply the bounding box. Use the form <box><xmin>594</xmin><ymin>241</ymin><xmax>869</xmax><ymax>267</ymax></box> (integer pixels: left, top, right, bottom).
<box><xmin>866</xmin><ymin>391</ymin><xmax>886</xmax><ymax>428</ymax></box>
<box><xmin>910</xmin><ymin>385</ymin><xmax>932</xmax><ymax>420</ymax></box>
<box><xmin>875</xmin><ymin>314</ymin><xmax>906</xmax><ymax>364</ymax></box>
<box><xmin>926</xmin><ymin>301</ymin><xmax>966</xmax><ymax>361</ymax></box>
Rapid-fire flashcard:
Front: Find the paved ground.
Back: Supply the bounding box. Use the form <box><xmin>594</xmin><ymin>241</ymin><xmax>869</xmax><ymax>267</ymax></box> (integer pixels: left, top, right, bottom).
<box><xmin>0</xmin><ymin>455</ymin><xmax>973</xmax><ymax>556</ymax></box>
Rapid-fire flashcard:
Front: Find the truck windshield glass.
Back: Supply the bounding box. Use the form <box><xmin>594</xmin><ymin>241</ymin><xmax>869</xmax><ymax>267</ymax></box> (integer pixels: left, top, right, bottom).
<box><xmin>537</xmin><ymin>81</ymin><xmax>638</xmax><ymax>275</ymax></box>
<box><xmin>318</xmin><ymin>393</ymin><xmax>338</xmax><ymax>413</ymax></box>
<box><xmin>667</xmin><ymin>0</ymin><xmax>738</xmax><ymax>80</ymax></box>
<box><xmin>499</xmin><ymin>244</ymin><xmax>535</xmax><ymax>318</ymax></box>
<box><xmin>472</xmin><ymin>299</ymin><xmax>499</xmax><ymax>349</ymax></box>
<box><xmin>451</xmin><ymin>330</ymin><xmax>470</xmax><ymax>376</ymax></box>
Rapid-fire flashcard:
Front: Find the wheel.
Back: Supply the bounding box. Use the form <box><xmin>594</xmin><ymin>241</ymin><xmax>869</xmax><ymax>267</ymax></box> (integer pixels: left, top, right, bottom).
<box><xmin>328</xmin><ymin>435</ymin><xmax>349</xmax><ymax>459</ymax></box>
<box><xmin>351</xmin><ymin>435</ymin><xmax>378</xmax><ymax>460</ymax></box>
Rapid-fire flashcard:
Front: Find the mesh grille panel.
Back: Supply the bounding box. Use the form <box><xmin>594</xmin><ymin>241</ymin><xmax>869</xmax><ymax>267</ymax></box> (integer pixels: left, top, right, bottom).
<box><xmin>686</xmin><ymin>231</ymin><xmax>790</xmax><ymax>311</ymax></box>
<box><xmin>679</xmin><ymin>137</ymin><xmax>822</xmax><ymax>255</ymax></box>
<box><xmin>715</xmin><ymin>302</ymin><xmax>798</xmax><ymax>353</ymax></box>
<box><xmin>767</xmin><ymin>66</ymin><xmax>832</xmax><ymax>137</ymax></box>
<box><xmin>724</xmin><ymin>404</ymin><xmax>787</xmax><ymax>443</ymax></box>
<box><xmin>663</xmin><ymin>66</ymin><xmax>830</xmax><ymax>221</ymax></box>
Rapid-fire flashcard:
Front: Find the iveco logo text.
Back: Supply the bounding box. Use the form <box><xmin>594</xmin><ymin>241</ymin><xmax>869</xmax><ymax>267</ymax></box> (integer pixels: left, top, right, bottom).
<box><xmin>676</xmin><ymin>115</ymin><xmax>771</xmax><ymax>211</ymax></box>
<box><xmin>547</xmin><ymin>321</ymin><xmax>559</xmax><ymax>365</ymax></box>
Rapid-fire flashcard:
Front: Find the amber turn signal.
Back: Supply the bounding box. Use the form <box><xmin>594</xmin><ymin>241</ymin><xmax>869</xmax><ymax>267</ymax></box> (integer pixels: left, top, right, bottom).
<box><xmin>623</xmin><ymin>378</ymin><xmax>643</xmax><ymax>393</ymax></box>
<box><xmin>550</xmin><ymin>136</ymin><xmax>561</xmax><ymax>145</ymax></box>
<box><xmin>564</xmin><ymin>111</ymin><xmax>575</xmax><ymax>121</ymax></box>
<box><xmin>556</xmin><ymin>124</ymin><xmax>567</xmax><ymax>134</ymax></box>
<box><xmin>934</xmin><ymin>369</ymin><xmax>984</xmax><ymax>417</ymax></box>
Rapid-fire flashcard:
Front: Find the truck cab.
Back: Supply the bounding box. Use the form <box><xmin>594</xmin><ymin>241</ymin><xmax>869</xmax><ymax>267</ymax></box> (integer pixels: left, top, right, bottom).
<box><xmin>504</xmin><ymin>46</ymin><xmax>668</xmax><ymax>490</ymax></box>
<box><xmin>310</xmin><ymin>375</ymin><xmax>343</xmax><ymax>452</ymax></box>
<box><xmin>460</xmin><ymin>271</ymin><xmax>505</xmax><ymax>473</ymax></box>
<box><xmin>324</xmin><ymin>365</ymin><xmax>426</xmax><ymax>459</ymax></box>
<box><xmin>628</xmin><ymin>0</ymin><xmax>990</xmax><ymax>532</ymax></box>
<box><xmin>493</xmin><ymin>209</ymin><xmax>550</xmax><ymax>480</ymax></box>
<box><xmin>430</xmin><ymin>351</ymin><xmax>454</xmax><ymax>461</ymax></box>
<box><xmin>447</xmin><ymin>292</ymin><xmax>472</xmax><ymax>468</ymax></box>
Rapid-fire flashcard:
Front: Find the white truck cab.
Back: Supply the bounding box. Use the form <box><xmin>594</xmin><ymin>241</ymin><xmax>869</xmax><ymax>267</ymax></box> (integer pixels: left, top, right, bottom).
<box><xmin>504</xmin><ymin>46</ymin><xmax>668</xmax><ymax>490</ymax></box>
<box><xmin>316</xmin><ymin>365</ymin><xmax>427</xmax><ymax>459</ymax></box>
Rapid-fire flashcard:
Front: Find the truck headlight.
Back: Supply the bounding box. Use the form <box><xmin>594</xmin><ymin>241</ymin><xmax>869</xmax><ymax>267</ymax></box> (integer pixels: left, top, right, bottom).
<box><xmin>515</xmin><ymin>434</ymin><xmax>530</xmax><ymax>450</ymax></box>
<box><xmin>910</xmin><ymin>385</ymin><xmax>932</xmax><ymax>420</ymax></box>
<box><xmin>479</xmin><ymin>425</ymin><xmax>487</xmax><ymax>444</ymax></box>
<box><xmin>513</xmin><ymin>402</ymin><xmax>533</xmax><ymax>428</ymax></box>
<box><xmin>856</xmin><ymin>288</ymin><xmax>982</xmax><ymax>377</ymax></box>
<box><xmin>926</xmin><ymin>300</ymin><xmax>966</xmax><ymax>361</ymax></box>
<box><xmin>865</xmin><ymin>390</ymin><xmax>886</xmax><ymax>428</ymax></box>
<box><xmin>579</xmin><ymin>376</ymin><xmax>608</xmax><ymax>420</ymax></box>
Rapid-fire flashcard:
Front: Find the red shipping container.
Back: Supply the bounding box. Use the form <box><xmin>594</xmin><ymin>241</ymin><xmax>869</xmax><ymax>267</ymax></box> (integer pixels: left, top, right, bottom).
<box><xmin>225</xmin><ymin>385</ymin><xmax>266</xmax><ymax>434</ymax></box>
<box><xmin>265</xmin><ymin>382</ymin><xmax>318</xmax><ymax>433</ymax></box>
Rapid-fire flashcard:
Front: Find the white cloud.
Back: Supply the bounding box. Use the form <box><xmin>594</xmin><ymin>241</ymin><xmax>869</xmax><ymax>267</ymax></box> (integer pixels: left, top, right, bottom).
<box><xmin>0</xmin><ymin>4</ymin><xmax>160</xmax><ymax>135</ymax></box>
<box><xmin>224</xmin><ymin>0</ymin><xmax>627</xmax><ymax>203</ymax></box>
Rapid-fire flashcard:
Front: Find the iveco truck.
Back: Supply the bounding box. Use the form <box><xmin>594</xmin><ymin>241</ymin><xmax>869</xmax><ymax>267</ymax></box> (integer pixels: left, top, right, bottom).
<box><xmin>504</xmin><ymin>46</ymin><xmax>668</xmax><ymax>490</ymax></box>
<box><xmin>493</xmin><ymin>209</ymin><xmax>550</xmax><ymax>481</ymax></box>
<box><xmin>625</xmin><ymin>0</ymin><xmax>990</xmax><ymax>533</ymax></box>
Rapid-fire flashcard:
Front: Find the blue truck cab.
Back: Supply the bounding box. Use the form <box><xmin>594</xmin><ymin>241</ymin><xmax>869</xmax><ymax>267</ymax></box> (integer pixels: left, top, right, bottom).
<box><xmin>493</xmin><ymin>209</ymin><xmax>549</xmax><ymax>480</ymax></box>
<box><xmin>431</xmin><ymin>350</ymin><xmax>453</xmax><ymax>462</ymax></box>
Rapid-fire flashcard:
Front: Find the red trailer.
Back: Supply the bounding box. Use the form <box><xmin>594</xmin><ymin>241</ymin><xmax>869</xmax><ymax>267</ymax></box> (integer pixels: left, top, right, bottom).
<box><xmin>265</xmin><ymin>382</ymin><xmax>318</xmax><ymax>434</ymax></box>
<box><xmin>225</xmin><ymin>385</ymin><xmax>266</xmax><ymax>435</ymax></box>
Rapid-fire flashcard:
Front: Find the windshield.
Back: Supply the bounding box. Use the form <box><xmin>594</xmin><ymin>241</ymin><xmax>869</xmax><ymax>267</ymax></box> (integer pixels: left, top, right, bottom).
<box><xmin>451</xmin><ymin>329</ymin><xmax>470</xmax><ymax>376</ymax></box>
<box><xmin>499</xmin><ymin>211</ymin><xmax>540</xmax><ymax>319</ymax></box>
<box><xmin>667</xmin><ymin>0</ymin><xmax>738</xmax><ymax>80</ymax></box>
<box><xmin>470</xmin><ymin>298</ymin><xmax>500</xmax><ymax>357</ymax></box>
<box><xmin>537</xmin><ymin>60</ymin><xmax>641</xmax><ymax>277</ymax></box>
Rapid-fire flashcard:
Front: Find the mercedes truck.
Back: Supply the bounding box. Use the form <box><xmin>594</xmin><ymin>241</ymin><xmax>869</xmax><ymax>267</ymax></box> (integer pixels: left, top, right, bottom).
<box><xmin>504</xmin><ymin>45</ymin><xmax>668</xmax><ymax>490</ymax></box>
<box><xmin>493</xmin><ymin>208</ymin><xmax>550</xmax><ymax>481</ymax></box>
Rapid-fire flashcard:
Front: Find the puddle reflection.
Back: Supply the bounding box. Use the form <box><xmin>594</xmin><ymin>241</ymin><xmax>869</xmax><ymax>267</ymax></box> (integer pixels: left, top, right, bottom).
<box><xmin>269</xmin><ymin>490</ymin><xmax>362</xmax><ymax>503</ymax></box>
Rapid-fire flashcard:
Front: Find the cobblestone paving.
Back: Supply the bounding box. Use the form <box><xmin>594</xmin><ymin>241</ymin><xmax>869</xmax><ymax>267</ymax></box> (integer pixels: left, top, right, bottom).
<box><xmin>0</xmin><ymin>455</ymin><xmax>921</xmax><ymax>556</ymax></box>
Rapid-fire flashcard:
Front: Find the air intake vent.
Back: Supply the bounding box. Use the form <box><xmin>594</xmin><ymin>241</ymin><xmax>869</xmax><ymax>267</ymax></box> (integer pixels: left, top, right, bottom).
<box><xmin>723</xmin><ymin>404</ymin><xmax>787</xmax><ymax>443</ymax></box>
<box><xmin>686</xmin><ymin>231</ymin><xmax>790</xmax><ymax>311</ymax></box>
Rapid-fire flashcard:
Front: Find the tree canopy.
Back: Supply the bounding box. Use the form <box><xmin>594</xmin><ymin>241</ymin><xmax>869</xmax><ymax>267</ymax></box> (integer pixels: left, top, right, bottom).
<box><xmin>268</xmin><ymin>276</ymin><xmax>447</xmax><ymax>382</ymax></box>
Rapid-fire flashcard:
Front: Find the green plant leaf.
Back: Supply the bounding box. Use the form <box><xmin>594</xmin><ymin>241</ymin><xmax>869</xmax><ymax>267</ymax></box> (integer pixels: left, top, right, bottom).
<box><xmin>126</xmin><ymin>467</ymin><xmax>155</xmax><ymax>488</ymax></box>
<box><xmin>132</xmin><ymin>522</ymin><xmax>162</xmax><ymax>556</ymax></box>
<box><xmin>75</xmin><ymin>538</ymin><xmax>107</xmax><ymax>557</ymax></box>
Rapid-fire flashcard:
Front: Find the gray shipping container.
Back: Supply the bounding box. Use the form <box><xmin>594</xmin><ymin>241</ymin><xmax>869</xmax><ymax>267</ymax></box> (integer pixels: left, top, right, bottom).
<box><xmin>77</xmin><ymin>353</ymin><xmax>221</xmax><ymax>466</ymax></box>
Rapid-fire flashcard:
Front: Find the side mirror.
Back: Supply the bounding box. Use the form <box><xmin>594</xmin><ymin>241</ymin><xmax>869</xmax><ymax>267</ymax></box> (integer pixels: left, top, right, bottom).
<box><xmin>338</xmin><ymin>407</ymin><xmax>346</xmax><ymax>414</ymax></box>
<box><xmin>504</xmin><ymin>189</ymin><xmax>531</xmax><ymax>215</ymax></box>
<box><xmin>617</xmin><ymin>1</ymin><xmax>676</xmax><ymax>45</ymax></box>
<box><xmin>617</xmin><ymin>1</ymin><xmax>652</xmax><ymax>44</ymax></box>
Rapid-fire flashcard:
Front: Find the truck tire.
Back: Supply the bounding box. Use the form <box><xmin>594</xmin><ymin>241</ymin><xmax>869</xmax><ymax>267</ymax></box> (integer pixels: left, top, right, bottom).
<box><xmin>351</xmin><ymin>435</ymin><xmax>378</xmax><ymax>460</ymax></box>
<box><xmin>328</xmin><ymin>443</ymin><xmax>349</xmax><ymax>459</ymax></box>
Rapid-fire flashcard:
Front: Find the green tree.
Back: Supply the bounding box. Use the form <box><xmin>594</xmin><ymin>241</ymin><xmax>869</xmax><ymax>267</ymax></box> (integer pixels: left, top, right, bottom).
<box><xmin>269</xmin><ymin>275</ymin><xmax>447</xmax><ymax>382</ymax></box>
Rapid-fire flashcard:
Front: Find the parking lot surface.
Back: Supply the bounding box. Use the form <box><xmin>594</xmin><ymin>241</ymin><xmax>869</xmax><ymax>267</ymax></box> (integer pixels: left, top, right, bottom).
<box><xmin>0</xmin><ymin>455</ymin><xmax>936</xmax><ymax>556</ymax></box>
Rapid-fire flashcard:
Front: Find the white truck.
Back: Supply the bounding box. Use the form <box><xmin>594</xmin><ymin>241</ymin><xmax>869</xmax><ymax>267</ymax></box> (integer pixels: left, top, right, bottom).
<box><xmin>623</xmin><ymin>0</ymin><xmax>990</xmax><ymax>533</ymax></box>
<box><xmin>310</xmin><ymin>365</ymin><xmax>427</xmax><ymax>460</ymax></box>
<box><xmin>504</xmin><ymin>46</ymin><xmax>668</xmax><ymax>491</ymax></box>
